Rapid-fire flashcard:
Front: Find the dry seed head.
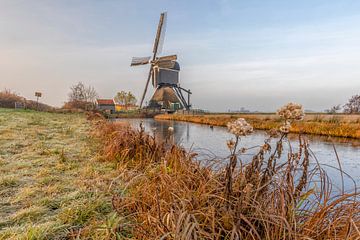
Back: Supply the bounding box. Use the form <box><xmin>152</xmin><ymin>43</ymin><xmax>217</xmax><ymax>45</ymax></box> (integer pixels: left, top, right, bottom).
<box><xmin>227</xmin><ymin>118</ymin><xmax>253</xmax><ymax>137</ymax></box>
<box><xmin>277</xmin><ymin>103</ymin><xmax>304</xmax><ymax>133</ymax></box>
<box><xmin>279</xmin><ymin>120</ymin><xmax>291</xmax><ymax>133</ymax></box>
<box><xmin>267</xmin><ymin>128</ymin><xmax>279</xmax><ymax>138</ymax></box>
<box><xmin>226</xmin><ymin>139</ymin><xmax>236</xmax><ymax>150</ymax></box>
<box><xmin>277</xmin><ymin>102</ymin><xmax>305</xmax><ymax>121</ymax></box>
<box><xmin>262</xmin><ymin>143</ymin><xmax>271</xmax><ymax>152</ymax></box>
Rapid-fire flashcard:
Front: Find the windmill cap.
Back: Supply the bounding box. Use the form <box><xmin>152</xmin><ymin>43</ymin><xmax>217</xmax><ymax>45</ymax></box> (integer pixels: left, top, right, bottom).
<box><xmin>171</xmin><ymin>61</ymin><xmax>180</xmax><ymax>71</ymax></box>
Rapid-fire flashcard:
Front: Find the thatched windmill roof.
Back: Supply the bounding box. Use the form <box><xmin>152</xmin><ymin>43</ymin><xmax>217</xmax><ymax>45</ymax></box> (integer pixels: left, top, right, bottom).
<box><xmin>149</xmin><ymin>87</ymin><xmax>182</xmax><ymax>108</ymax></box>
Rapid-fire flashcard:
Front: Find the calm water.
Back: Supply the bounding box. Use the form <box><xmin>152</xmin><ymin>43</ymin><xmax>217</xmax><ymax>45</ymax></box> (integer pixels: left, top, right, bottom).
<box><xmin>117</xmin><ymin>118</ymin><xmax>360</xmax><ymax>190</ymax></box>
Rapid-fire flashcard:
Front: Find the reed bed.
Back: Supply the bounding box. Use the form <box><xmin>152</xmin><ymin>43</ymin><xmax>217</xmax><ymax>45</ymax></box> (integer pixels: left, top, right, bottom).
<box><xmin>93</xmin><ymin>106</ymin><xmax>360</xmax><ymax>239</ymax></box>
<box><xmin>155</xmin><ymin>114</ymin><xmax>360</xmax><ymax>139</ymax></box>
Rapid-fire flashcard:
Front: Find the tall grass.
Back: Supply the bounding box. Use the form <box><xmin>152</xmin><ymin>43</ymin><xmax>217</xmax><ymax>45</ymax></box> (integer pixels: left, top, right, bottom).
<box><xmin>93</xmin><ymin>117</ymin><xmax>360</xmax><ymax>239</ymax></box>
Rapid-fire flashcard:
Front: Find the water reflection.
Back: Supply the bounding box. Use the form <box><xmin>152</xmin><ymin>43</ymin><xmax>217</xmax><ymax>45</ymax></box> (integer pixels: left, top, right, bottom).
<box><xmin>144</xmin><ymin>119</ymin><xmax>188</xmax><ymax>145</ymax></box>
<box><xmin>117</xmin><ymin>118</ymin><xmax>360</xmax><ymax>189</ymax></box>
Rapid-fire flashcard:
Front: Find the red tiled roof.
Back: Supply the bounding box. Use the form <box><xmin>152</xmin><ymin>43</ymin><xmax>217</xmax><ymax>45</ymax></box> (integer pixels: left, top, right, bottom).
<box><xmin>96</xmin><ymin>99</ymin><xmax>114</xmax><ymax>105</ymax></box>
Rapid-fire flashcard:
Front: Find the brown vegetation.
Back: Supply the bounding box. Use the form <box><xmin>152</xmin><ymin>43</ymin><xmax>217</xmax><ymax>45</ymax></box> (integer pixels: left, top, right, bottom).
<box><xmin>62</xmin><ymin>100</ymin><xmax>95</xmax><ymax>111</ymax></box>
<box><xmin>155</xmin><ymin>113</ymin><xmax>360</xmax><ymax>138</ymax></box>
<box><xmin>93</xmin><ymin>117</ymin><xmax>360</xmax><ymax>239</ymax></box>
<box><xmin>0</xmin><ymin>89</ymin><xmax>54</xmax><ymax>111</ymax></box>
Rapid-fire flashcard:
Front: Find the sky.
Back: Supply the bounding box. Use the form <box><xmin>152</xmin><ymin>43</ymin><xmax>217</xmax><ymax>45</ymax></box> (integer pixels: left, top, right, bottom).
<box><xmin>1</xmin><ymin>0</ymin><xmax>360</xmax><ymax>112</ymax></box>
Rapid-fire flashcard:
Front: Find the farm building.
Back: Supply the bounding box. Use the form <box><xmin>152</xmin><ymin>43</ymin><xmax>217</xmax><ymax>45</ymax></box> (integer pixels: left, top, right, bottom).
<box><xmin>95</xmin><ymin>99</ymin><xmax>115</xmax><ymax>113</ymax></box>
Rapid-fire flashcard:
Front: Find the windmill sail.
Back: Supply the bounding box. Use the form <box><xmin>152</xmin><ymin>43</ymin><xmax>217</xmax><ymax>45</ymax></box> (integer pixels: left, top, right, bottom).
<box><xmin>138</xmin><ymin>12</ymin><xmax>167</xmax><ymax>108</ymax></box>
<box><xmin>139</xmin><ymin>67</ymin><xmax>153</xmax><ymax>109</ymax></box>
<box><xmin>156</xmin><ymin>60</ymin><xmax>176</xmax><ymax>69</ymax></box>
<box><xmin>156</xmin><ymin>12</ymin><xmax>167</xmax><ymax>56</ymax></box>
<box><xmin>157</xmin><ymin>54</ymin><xmax>177</xmax><ymax>62</ymax></box>
<box><xmin>130</xmin><ymin>56</ymin><xmax>151</xmax><ymax>66</ymax></box>
<box><xmin>153</xmin><ymin>12</ymin><xmax>167</xmax><ymax>56</ymax></box>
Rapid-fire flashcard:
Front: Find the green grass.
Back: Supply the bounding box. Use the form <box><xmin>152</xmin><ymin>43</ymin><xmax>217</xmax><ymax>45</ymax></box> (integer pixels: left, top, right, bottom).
<box><xmin>0</xmin><ymin>108</ymin><xmax>123</xmax><ymax>239</ymax></box>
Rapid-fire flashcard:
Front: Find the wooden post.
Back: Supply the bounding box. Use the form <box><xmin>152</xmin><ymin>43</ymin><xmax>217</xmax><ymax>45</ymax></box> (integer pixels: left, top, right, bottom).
<box><xmin>35</xmin><ymin>92</ymin><xmax>42</xmax><ymax>111</ymax></box>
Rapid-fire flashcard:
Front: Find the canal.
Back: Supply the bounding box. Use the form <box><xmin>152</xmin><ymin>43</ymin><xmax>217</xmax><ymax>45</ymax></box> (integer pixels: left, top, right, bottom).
<box><xmin>117</xmin><ymin>118</ymin><xmax>360</xmax><ymax>190</ymax></box>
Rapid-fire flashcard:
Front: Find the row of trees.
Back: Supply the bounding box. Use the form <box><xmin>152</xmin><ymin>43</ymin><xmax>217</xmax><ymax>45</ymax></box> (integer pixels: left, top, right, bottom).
<box><xmin>65</xmin><ymin>82</ymin><xmax>137</xmax><ymax>110</ymax></box>
<box><xmin>326</xmin><ymin>94</ymin><xmax>360</xmax><ymax>114</ymax></box>
<box><xmin>114</xmin><ymin>91</ymin><xmax>137</xmax><ymax>107</ymax></box>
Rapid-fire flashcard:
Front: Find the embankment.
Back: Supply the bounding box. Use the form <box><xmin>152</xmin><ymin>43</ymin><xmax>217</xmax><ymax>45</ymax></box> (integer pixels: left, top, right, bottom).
<box><xmin>155</xmin><ymin>113</ymin><xmax>360</xmax><ymax>138</ymax></box>
<box><xmin>94</xmin><ymin>117</ymin><xmax>360</xmax><ymax>239</ymax></box>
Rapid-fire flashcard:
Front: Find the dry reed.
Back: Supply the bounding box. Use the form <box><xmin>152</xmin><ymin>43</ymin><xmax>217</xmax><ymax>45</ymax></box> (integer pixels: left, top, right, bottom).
<box><xmin>93</xmin><ymin>115</ymin><xmax>360</xmax><ymax>239</ymax></box>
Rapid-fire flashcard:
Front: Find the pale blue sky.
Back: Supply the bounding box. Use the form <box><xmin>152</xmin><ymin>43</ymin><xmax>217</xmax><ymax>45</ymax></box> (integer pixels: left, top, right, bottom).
<box><xmin>1</xmin><ymin>0</ymin><xmax>360</xmax><ymax>111</ymax></box>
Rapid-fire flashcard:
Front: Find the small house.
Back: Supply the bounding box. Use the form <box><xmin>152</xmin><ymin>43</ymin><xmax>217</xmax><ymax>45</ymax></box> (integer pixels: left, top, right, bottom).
<box><xmin>95</xmin><ymin>99</ymin><xmax>115</xmax><ymax>113</ymax></box>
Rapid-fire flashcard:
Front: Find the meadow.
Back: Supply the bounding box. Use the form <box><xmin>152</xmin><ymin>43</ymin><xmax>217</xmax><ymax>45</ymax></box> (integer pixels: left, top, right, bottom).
<box><xmin>155</xmin><ymin>113</ymin><xmax>360</xmax><ymax>138</ymax></box>
<box><xmin>0</xmin><ymin>109</ymin><xmax>123</xmax><ymax>239</ymax></box>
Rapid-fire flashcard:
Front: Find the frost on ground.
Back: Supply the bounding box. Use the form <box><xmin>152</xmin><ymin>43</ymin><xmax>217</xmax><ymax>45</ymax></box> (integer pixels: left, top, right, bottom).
<box><xmin>0</xmin><ymin>109</ymin><xmax>122</xmax><ymax>239</ymax></box>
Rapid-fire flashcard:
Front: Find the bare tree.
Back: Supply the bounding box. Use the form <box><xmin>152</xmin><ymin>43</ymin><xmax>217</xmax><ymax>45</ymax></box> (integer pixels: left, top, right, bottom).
<box><xmin>65</xmin><ymin>82</ymin><xmax>98</xmax><ymax>110</ymax></box>
<box><xmin>68</xmin><ymin>82</ymin><xmax>85</xmax><ymax>102</ymax></box>
<box><xmin>343</xmin><ymin>94</ymin><xmax>360</xmax><ymax>113</ymax></box>
<box><xmin>68</xmin><ymin>82</ymin><xmax>98</xmax><ymax>103</ymax></box>
<box><xmin>84</xmin><ymin>85</ymin><xmax>98</xmax><ymax>103</ymax></box>
<box><xmin>325</xmin><ymin>104</ymin><xmax>341</xmax><ymax>114</ymax></box>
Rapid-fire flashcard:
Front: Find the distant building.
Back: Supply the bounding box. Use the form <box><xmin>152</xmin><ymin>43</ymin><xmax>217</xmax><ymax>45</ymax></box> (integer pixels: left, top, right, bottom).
<box><xmin>95</xmin><ymin>99</ymin><xmax>115</xmax><ymax>113</ymax></box>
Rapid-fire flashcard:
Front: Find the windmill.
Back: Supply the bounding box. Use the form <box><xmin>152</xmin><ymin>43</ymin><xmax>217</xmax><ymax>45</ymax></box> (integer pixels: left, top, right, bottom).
<box><xmin>130</xmin><ymin>12</ymin><xmax>192</xmax><ymax>111</ymax></box>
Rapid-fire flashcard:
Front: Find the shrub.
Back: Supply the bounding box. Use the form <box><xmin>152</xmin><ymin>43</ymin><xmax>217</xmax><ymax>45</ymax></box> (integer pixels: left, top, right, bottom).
<box><xmin>0</xmin><ymin>89</ymin><xmax>54</xmax><ymax>111</ymax></box>
<box><xmin>62</xmin><ymin>100</ymin><xmax>95</xmax><ymax>111</ymax></box>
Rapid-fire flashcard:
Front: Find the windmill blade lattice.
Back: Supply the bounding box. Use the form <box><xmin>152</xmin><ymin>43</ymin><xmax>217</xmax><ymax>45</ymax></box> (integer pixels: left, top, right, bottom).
<box><xmin>130</xmin><ymin>56</ymin><xmax>151</xmax><ymax>66</ymax></box>
<box><xmin>154</xmin><ymin>12</ymin><xmax>167</xmax><ymax>56</ymax></box>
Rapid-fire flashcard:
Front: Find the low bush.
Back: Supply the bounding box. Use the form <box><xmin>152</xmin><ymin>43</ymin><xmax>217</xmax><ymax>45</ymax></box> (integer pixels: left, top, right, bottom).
<box><xmin>0</xmin><ymin>89</ymin><xmax>54</xmax><ymax>111</ymax></box>
<box><xmin>62</xmin><ymin>100</ymin><xmax>95</xmax><ymax>111</ymax></box>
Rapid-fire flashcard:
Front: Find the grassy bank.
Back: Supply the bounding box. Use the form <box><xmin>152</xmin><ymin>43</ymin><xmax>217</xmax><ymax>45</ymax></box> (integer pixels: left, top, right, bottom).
<box><xmin>0</xmin><ymin>109</ymin><xmax>123</xmax><ymax>239</ymax></box>
<box><xmin>155</xmin><ymin>113</ymin><xmax>360</xmax><ymax>138</ymax></box>
<box><xmin>108</xmin><ymin>111</ymin><xmax>159</xmax><ymax>119</ymax></box>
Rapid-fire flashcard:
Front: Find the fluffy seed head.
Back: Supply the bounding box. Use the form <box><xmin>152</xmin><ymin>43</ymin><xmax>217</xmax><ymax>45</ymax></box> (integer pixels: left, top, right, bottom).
<box><xmin>279</xmin><ymin>120</ymin><xmax>291</xmax><ymax>133</ymax></box>
<box><xmin>226</xmin><ymin>139</ymin><xmax>236</xmax><ymax>150</ymax></box>
<box><xmin>277</xmin><ymin>102</ymin><xmax>305</xmax><ymax>121</ymax></box>
<box><xmin>227</xmin><ymin>118</ymin><xmax>253</xmax><ymax>137</ymax></box>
